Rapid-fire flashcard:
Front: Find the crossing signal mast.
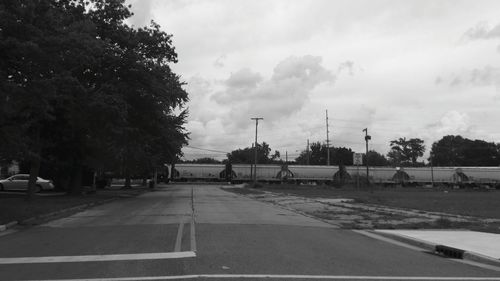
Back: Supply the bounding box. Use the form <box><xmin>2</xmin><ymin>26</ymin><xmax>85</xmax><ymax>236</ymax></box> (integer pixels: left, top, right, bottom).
<box><xmin>363</xmin><ymin>128</ymin><xmax>371</xmax><ymax>185</ymax></box>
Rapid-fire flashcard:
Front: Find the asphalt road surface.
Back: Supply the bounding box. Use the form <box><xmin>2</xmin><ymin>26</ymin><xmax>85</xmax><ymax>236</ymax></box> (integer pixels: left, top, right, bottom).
<box><xmin>1</xmin><ymin>184</ymin><xmax>500</xmax><ymax>281</ymax></box>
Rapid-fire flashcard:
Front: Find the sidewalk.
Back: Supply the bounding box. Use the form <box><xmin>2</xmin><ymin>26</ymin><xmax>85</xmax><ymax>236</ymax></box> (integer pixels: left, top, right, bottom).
<box><xmin>376</xmin><ymin>229</ymin><xmax>500</xmax><ymax>260</ymax></box>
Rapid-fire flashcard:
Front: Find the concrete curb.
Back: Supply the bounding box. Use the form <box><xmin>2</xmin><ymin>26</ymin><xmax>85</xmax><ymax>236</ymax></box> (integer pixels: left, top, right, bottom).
<box><xmin>0</xmin><ymin>221</ymin><xmax>18</xmax><ymax>232</ymax></box>
<box><xmin>0</xmin><ymin>197</ymin><xmax>118</xmax><ymax>231</ymax></box>
<box><xmin>20</xmin><ymin>198</ymin><xmax>117</xmax><ymax>225</ymax></box>
<box><xmin>372</xmin><ymin>230</ymin><xmax>500</xmax><ymax>267</ymax></box>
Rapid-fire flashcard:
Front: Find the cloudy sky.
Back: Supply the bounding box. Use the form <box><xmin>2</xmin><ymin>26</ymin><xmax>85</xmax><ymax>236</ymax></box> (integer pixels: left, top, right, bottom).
<box><xmin>127</xmin><ymin>0</ymin><xmax>500</xmax><ymax>161</ymax></box>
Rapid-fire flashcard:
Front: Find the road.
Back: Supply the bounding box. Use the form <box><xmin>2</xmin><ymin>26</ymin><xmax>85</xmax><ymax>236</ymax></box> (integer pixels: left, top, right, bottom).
<box><xmin>0</xmin><ymin>184</ymin><xmax>500</xmax><ymax>280</ymax></box>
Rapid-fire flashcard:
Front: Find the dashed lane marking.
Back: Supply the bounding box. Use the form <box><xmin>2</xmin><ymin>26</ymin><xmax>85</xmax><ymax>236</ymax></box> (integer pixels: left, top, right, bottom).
<box><xmin>174</xmin><ymin>221</ymin><xmax>184</xmax><ymax>252</ymax></box>
<box><xmin>0</xmin><ymin>251</ymin><xmax>196</xmax><ymax>264</ymax></box>
<box><xmin>15</xmin><ymin>274</ymin><xmax>500</xmax><ymax>280</ymax></box>
<box><xmin>190</xmin><ymin>216</ymin><xmax>196</xmax><ymax>252</ymax></box>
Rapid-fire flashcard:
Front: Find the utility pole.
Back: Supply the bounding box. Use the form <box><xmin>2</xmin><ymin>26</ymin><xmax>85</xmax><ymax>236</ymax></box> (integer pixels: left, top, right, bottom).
<box><xmin>326</xmin><ymin>110</ymin><xmax>330</xmax><ymax>166</ymax></box>
<box><xmin>363</xmin><ymin>128</ymin><xmax>371</xmax><ymax>185</ymax></box>
<box><xmin>306</xmin><ymin>139</ymin><xmax>310</xmax><ymax>165</ymax></box>
<box><xmin>285</xmin><ymin>151</ymin><xmax>288</xmax><ymax>163</ymax></box>
<box><xmin>251</xmin><ymin>117</ymin><xmax>263</xmax><ymax>183</ymax></box>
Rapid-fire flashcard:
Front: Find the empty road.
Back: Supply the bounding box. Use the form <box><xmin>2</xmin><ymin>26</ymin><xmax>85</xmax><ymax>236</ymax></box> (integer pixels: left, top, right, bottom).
<box><xmin>0</xmin><ymin>184</ymin><xmax>499</xmax><ymax>280</ymax></box>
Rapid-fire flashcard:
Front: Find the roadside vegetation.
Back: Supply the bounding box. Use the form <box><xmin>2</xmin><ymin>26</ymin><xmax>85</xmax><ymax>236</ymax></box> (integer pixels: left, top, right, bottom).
<box><xmin>0</xmin><ymin>0</ymin><xmax>188</xmax><ymax>197</ymax></box>
<box><xmin>260</xmin><ymin>183</ymin><xmax>500</xmax><ymax>219</ymax></box>
<box><xmin>222</xmin><ymin>183</ymin><xmax>500</xmax><ymax>233</ymax></box>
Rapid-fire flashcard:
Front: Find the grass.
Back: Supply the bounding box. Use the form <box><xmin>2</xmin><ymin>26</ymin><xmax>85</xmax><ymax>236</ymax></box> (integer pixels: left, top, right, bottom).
<box><xmin>257</xmin><ymin>183</ymin><xmax>500</xmax><ymax>219</ymax></box>
<box><xmin>0</xmin><ymin>187</ymin><xmax>148</xmax><ymax>225</ymax></box>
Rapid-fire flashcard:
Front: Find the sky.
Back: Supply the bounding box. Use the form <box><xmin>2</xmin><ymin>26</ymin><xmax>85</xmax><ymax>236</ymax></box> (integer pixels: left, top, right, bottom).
<box><xmin>126</xmin><ymin>0</ymin><xmax>500</xmax><ymax>162</ymax></box>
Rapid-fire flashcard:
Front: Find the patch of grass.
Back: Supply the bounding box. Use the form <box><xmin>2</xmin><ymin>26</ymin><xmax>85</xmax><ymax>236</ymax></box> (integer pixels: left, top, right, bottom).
<box><xmin>221</xmin><ymin>187</ymin><xmax>265</xmax><ymax>195</ymax></box>
<box><xmin>258</xmin><ymin>184</ymin><xmax>500</xmax><ymax>219</ymax></box>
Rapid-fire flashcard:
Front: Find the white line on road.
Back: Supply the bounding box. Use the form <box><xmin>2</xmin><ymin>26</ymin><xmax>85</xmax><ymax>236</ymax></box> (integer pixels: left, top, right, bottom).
<box><xmin>0</xmin><ymin>251</ymin><xmax>196</xmax><ymax>264</ymax></box>
<box><xmin>174</xmin><ymin>221</ymin><xmax>184</xmax><ymax>252</ymax></box>
<box><xmin>17</xmin><ymin>274</ymin><xmax>500</xmax><ymax>281</ymax></box>
<box><xmin>190</xmin><ymin>216</ymin><xmax>196</xmax><ymax>252</ymax></box>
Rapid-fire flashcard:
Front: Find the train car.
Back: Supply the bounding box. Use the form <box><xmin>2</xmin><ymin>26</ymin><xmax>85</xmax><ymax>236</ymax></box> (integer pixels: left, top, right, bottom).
<box><xmin>287</xmin><ymin>165</ymin><xmax>337</xmax><ymax>182</ymax></box>
<box><xmin>460</xmin><ymin>167</ymin><xmax>500</xmax><ymax>184</ymax></box>
<box><xmin>172</xmin><ymin>164</ymin><xmax>225</xmax><ymax>181</ymax></box>
<box><xmin>232</xmin><ymin>164</ymin><xmax>282</xmax><ymax>182</ymax></box>
<box><xmin>169</xmin><ymin>163</ymin><xmax>500</xmax><ymax>187</ymax></box>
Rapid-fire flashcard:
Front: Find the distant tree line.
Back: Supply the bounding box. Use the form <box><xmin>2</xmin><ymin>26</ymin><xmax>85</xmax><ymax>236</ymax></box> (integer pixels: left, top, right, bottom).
<box><xmin>189</xmin><ymin>135</ymin><xmax>500</xmax><ymax>167</ymax></box>
<box><xmin>0</xmin><ymin>0</ymin><xmax>188</xmax><ymax>197</ymax></box>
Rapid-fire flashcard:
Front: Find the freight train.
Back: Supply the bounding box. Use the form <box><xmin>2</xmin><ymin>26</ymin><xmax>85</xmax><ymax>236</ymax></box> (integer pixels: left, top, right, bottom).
<box><xmin>168</xmin><ymin>163</ymin><xmax>500</xmax><ymax>187</ymax></box>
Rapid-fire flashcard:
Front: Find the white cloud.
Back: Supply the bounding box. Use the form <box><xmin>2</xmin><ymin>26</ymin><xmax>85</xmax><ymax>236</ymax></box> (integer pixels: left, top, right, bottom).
<box><xmin>212</xmin><ymin>55</ymin><xmax>335</xmax><ymax>130</ymax></box>
<box><xmin>431</xmin><ymin>111</ymin><xmax>472</xmax><ymax>136</ymax></box>
<box><xmin>127</xmin><ymin>0</ymin><xmax>154</xmax><ymax>27</ymax></box>
<box><xmin>462</xmin><ymin>21</ymin><xmax>500</xmax><ymax>41</ymax></box>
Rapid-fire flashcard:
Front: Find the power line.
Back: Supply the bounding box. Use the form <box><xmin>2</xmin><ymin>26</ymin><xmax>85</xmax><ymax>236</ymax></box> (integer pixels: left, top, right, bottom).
<box><xmin>184</xmin><ymin>146</ymin><xmax>229</xmax><ymax>154</ymax></box>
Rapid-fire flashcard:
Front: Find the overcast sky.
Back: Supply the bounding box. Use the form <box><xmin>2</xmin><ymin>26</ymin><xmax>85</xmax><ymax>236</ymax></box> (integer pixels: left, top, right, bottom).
<box><xmin>127</xmin><ymin>0</ymin><xmax>500</xmax><ymax>161</ymax></box>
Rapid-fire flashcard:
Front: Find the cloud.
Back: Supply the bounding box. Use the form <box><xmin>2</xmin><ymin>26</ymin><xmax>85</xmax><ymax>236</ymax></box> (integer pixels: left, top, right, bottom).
<box><xmin>214</xmin><ymin>54</ymin><xmax>227</xmax><ymax>68</ymax></box>
<box><xmin>212</xmin><ymin>55</ymin><xmax>335</xmax><ymax>129</ymax></box>
<box><xmin>427</xmin><ymin>111</ymin><xmax>472</xmax><ymax>136</ymax></box>
<box><xmin>226</xmin><ymin>68</ymin><xmax>263</xmax><ymax>89</ymax></box>
<box><xmin>128</xmin><ymin>0</ymin><xmax>154</xmax><ymax>27</ymax></box>
<box><xmin>438</xmin><ymin>66</ymin><xmax>500</xmax><ymax>93</ymax></box>
<box><xmin>338</xmin><ymin>60</ymin><xmax>355</xmax><ymax>76</ymax></box>
<box><xmin>462</xmin><ymin>21</ymin><xmax>500</xmax><ymax>41</ymax></box>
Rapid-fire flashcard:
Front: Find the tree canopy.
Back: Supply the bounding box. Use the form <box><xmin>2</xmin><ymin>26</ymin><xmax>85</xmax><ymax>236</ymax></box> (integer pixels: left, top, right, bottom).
<box><xmin>387</xmin><ymin>137</ymin><xmax>425</xmax><ymax>166</ymax></box>
<box><xmin>430</xmin><ymin>135</ymin><xmax>500</xmax><ymax>166</ymax></box>
<box><xmin>0</xmin><ymin>0</ymin><xmax>188</xmax><ymax>195</ymax></box>
<box><xmin>226</xmin><ymin>142</ymin><xmax>280</xmax><ymax>164</ymax></box>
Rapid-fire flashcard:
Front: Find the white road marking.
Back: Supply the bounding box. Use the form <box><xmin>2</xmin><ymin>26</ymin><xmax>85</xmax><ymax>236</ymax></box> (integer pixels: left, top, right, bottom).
<box><xmin>19</xmin><ymin>274</ymin><xmax>500</xmax><ymax>281</ymax></box>
<box><xmin>0</xmin><ymin>251</ymin><xmax>196</xmax><ymax>264</ymax></box>
<box><xmin>190</xmin><ymin>216</ymin><xmax>196</xmax><ymax>252</ymax></box>
<box><xmin>174</xmin><ymin>221</ymin><xmax>184</xmax><ymax>252</ymax></box>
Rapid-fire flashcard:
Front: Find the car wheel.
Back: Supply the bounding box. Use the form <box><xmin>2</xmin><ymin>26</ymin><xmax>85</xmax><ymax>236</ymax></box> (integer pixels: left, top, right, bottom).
<box><xmin>0</xmin><ymin>183</ymin><xmax>3</xmax><ymax>191</ymax></box>
<box><xmin>35</xmin><ymin>185</ymin><xmax>42</xmax><ymax>193</ymax></box>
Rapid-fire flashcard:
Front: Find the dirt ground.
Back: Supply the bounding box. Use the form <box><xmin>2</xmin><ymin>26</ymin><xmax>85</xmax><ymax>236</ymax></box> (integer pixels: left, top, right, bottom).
<box><xmin>223</xmin><ymin>184</ymin><xmax>500</xmax><ymax>233</ymax></box>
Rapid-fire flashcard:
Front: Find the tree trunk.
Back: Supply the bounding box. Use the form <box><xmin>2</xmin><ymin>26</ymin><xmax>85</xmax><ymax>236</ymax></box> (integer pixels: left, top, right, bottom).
<box><xmin>124</xmin><ymin>167</ymin><xmax>131</xmax><ymax>189</ymax></box>
<box><xmin>26</xmin><ymin>157</ymin><xmax>41</xmax><ymax>201</ymax></box>
<box><xmin>69</xmin><ymin>164</ymin><xmax>83</xmax><ymax>195</ymax></box>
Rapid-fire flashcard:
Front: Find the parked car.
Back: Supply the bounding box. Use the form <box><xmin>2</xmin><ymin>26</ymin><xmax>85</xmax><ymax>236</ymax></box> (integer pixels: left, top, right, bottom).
<box><xmin>0</xmin><ymin>174</ymin><xmax>54</xmax><ymax>192</ymax></box>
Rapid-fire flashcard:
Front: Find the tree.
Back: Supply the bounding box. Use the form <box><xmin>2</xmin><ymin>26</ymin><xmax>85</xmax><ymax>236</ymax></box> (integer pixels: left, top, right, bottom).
<box><xmin>365</xmin><ymin>150</ymin><xmax>389</xmax><ymax>166</ymax></box>
<box><xmin>0</xmin><ymin>0</ymin><xmax>189</xmax><ymax>195</ymax></box>
<box><xmin>226</xmin><ymin>142</ymin><xmax>280</xmax><ymax>164</ymax></box>
<box><xmin>430</xmin><ymin>135</ymin><xmax>500</xmax><ymax>166</ymax></box>
<box><xmin>295</xmin><ymin>142</ymin><xmax>357</xmax><ymax>165</ymax></box>
<box><xmin>388</xmin><ymin>137</ymin><xmax>425</xmax><ymax>166</ymax></box>
<box><xmin>183</xmin><ymin>158</ymin><xmax>222</xmax><ymax>164</ymax></box>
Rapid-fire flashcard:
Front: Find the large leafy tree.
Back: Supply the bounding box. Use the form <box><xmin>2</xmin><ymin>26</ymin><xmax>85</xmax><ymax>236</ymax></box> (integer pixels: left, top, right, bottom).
<box><xmin>226</xmin><ymin>142</ymin><xmax>280</xmax><ymax>164</ymax></box>
<box><xmin>387</xmin><ymin>137</ymin><xmax>425</xmax><ymax>166</ymax></box>
<box><xmin>295</xmin><ymin>142</ymin><xmax>375</xmax><ymax>166</ymax></box>
<box><xmin>365</xmin><ymin>150</ymin><xmax>389</xmax><ymax>166</ymax></box>
<box><xmin>430</xmin><ymin>135</ymin><xmax>500</xmax><ymax>166</ymax></box>
<box><xmin>0</xmin><ymin>0</ymin><xmax>188</xmax><ymax>195</ymax></box>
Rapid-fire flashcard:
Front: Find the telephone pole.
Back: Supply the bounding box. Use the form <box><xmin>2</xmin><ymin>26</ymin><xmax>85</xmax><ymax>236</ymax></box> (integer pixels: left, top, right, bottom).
<box><xmin>306</xmin><ymin>139</ymin><xmax>310</xmax><ymax>165</ymax></box>
<box><xmin>363</xmin><ymin>128</ymin><xmax>371</xmax><ymax>185</ymax></box>
<box><xmin>326</xmin><ymin>110</ymin><xmax>330</xmax><ymax>166</ymax></box>
<box><xmin>251</xmin><ymin>117</ymin><xmax>263</xmax><ymax>183</ymax></box>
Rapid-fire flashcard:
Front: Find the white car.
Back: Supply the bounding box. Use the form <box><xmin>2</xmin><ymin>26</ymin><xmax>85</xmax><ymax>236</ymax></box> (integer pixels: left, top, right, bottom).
<box><xmin>0</xmin><ymin>174</ymin><xmax>54</xmax><ymax>192</ymax></box>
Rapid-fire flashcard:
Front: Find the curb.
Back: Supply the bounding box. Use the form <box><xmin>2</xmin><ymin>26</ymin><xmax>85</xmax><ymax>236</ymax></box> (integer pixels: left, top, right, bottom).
<box><xmin>0</xmin><ymin>197</ymin><xmax>117</xmax><ymax>231</ymax></box>
<box><xmin>371</xmin><ymin>230</ymin><xmax>500</xmax><ymax>267</ymax></box>
<box><xmin>0</xmin><ymin>221</ymin><xmax>18</xmax><ymax>232</ymax></box>
<box><xmin>20</xmin><ymin>198</ymin><xmax>117</xmax><ymax>225</ymax></box>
